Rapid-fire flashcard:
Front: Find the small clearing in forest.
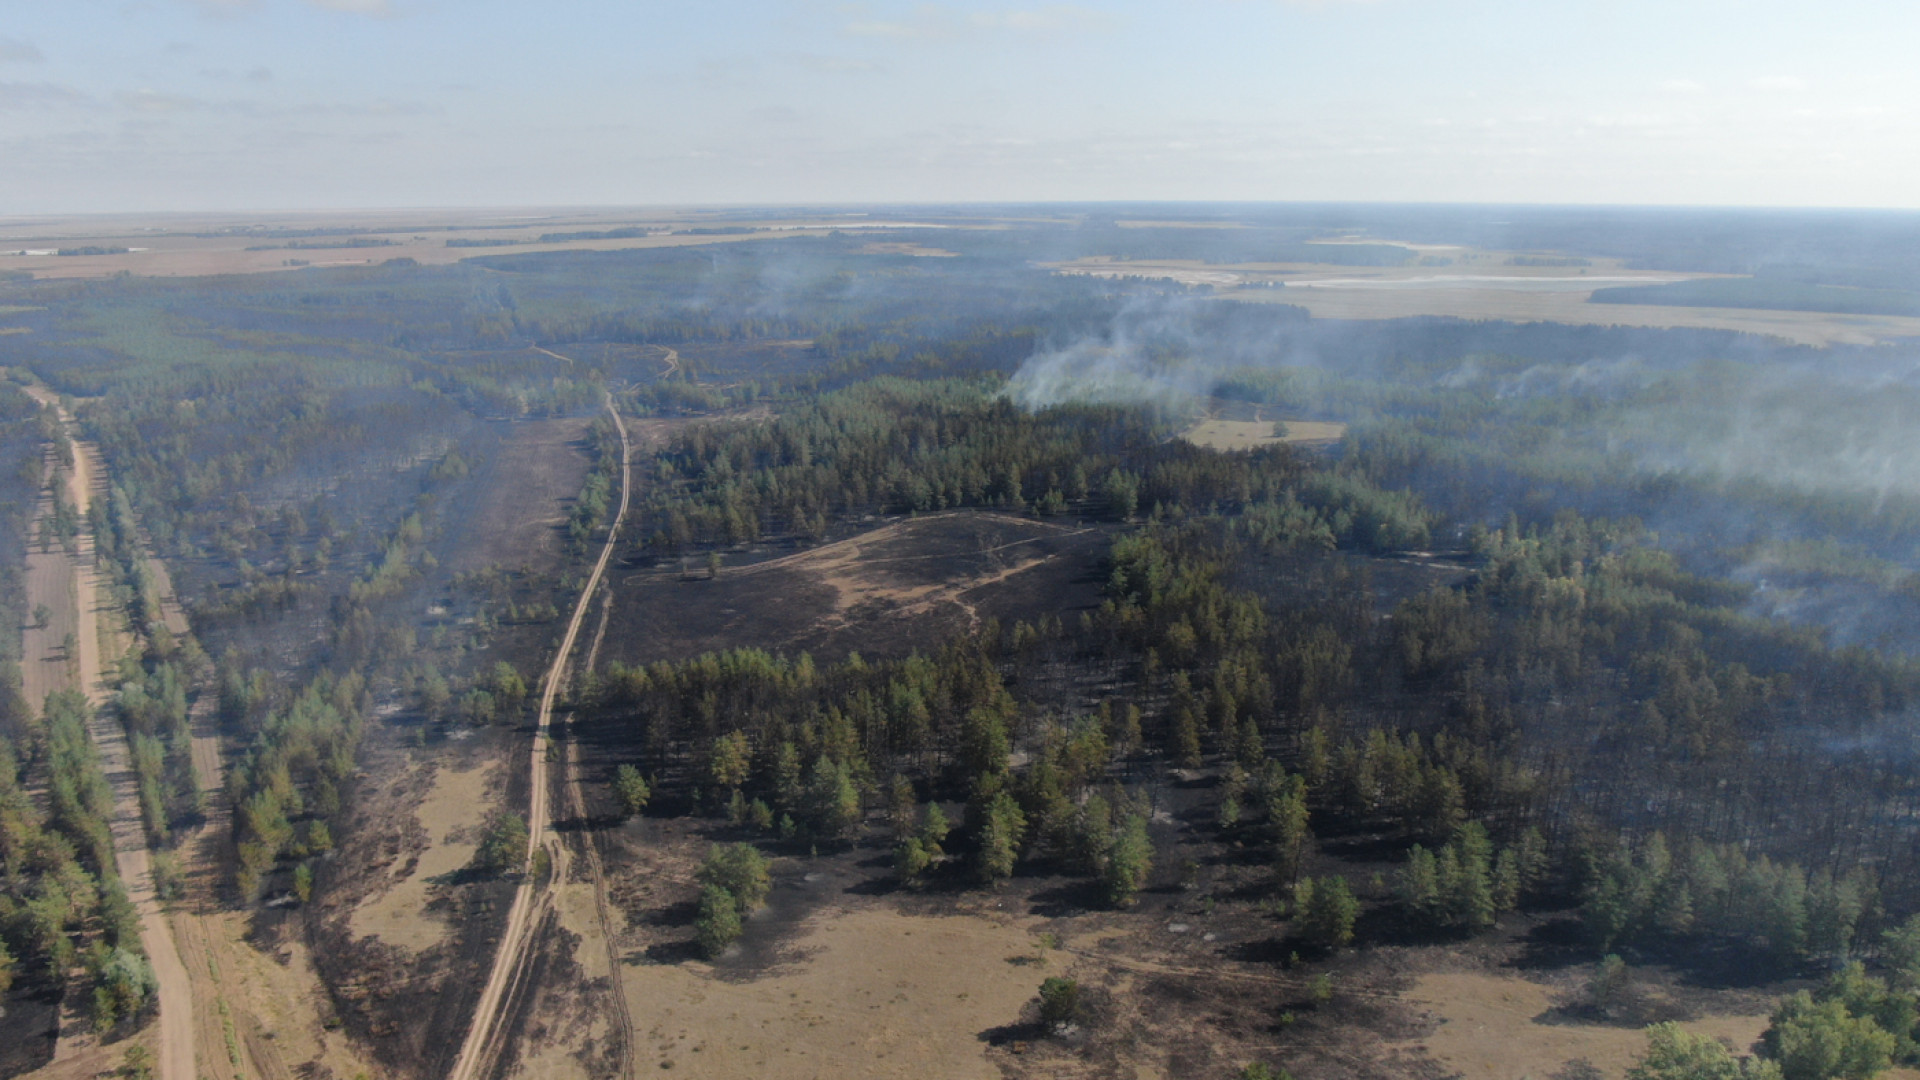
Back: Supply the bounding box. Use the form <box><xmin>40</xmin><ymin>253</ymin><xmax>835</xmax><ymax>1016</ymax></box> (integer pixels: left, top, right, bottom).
<box><xmin>1182</xmin><ymin>418</ymin><xmax>1347</xmax><ymax>451</ymax></box>
<box><xmin>1397</xmin><ymin>971</ymin><xmax>1769</xmax><ymax>1080</ymax></box>
<box><xmin>617</xmin><ymin>906</ymin><xmax>1054</xmax><ymax>1080</ymax></box>
<box><xmin>348</xmin><ymin>759</ymin><xmax>502</xmax><ymax>952</ymax></box>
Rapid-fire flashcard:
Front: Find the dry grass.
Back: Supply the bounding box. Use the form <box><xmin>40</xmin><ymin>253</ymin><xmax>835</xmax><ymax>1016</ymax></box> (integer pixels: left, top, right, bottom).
<box><xmin>348</xmin><ymin>758</ymin><xmax>503</xmax><ymax>952</ymax></box>
<box><xmin>614</xmin><ymin>906</ymin><xmax>1055</xmax><ymax>1080</ymax></box>
<box><xmin>1397</xmin><ymin>971</ymin><xmax>1768</xmax><ymax>1080</ymax></box>
<box><xmin>1182</xmin><ymin>418</ymin><xmax>1347</xmax><ymax>451</ymax></box>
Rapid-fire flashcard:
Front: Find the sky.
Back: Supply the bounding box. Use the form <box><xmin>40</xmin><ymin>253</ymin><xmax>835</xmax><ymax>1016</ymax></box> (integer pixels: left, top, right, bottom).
<box><xmin>1</xmin><ymin>0</ymin><xmax>1917</xmax><ymax>213</ymax></box>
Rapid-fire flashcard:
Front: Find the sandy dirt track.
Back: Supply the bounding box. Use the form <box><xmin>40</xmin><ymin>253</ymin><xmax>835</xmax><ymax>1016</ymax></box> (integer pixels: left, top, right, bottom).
<box><xmin>449</xmin><ymin>387</ymin><xmax>632</xmax><ymax>1080</ymax></box>
<box><xmin>18</xmin><ymin>383</ymin><xmax>197</xmax><ymax>1080</ymax></box>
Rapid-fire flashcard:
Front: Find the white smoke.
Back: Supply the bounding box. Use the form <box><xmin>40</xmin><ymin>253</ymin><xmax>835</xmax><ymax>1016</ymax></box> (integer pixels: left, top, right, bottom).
<box><xmin>1001</xmin><ymin>339</ymin><xmax>1213</xmax><ymax>412</ymax></box>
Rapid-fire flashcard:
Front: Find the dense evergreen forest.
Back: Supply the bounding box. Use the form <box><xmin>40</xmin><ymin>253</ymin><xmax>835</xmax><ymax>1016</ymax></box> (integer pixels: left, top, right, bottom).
<box><xmin>2</xmin><ymin>225</ymin><xmax>1920</xmax><ymax>1077</ymax></box>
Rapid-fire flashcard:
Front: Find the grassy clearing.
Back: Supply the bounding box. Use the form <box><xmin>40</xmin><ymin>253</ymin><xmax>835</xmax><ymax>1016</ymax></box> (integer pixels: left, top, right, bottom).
<box><xmin>348</xmin><ymin>759</ymin><xmax>502</xmax><ymax>952</ymax></box>
<box><xmin>616</xmin><ymin>906</ymin><xmax>1053</xmax><ymax>1079</ymax></box>
<box><xmin>1182</xmin><ymin>418</ymin><xmax>1347</xmax><ymax>451</ymax></box>
<box><xmin>1400</xmin><ymin>971</ymin><xmax>1768</xmax><ymax>1080</ymax></box>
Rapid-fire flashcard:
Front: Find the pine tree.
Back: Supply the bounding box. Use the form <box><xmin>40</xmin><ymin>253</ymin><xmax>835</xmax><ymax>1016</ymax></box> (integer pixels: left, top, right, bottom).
<box><xmin>975</xmin><ymin>790</ymin><xmax>1026</xmax><ymax>884</ymax></box>
<box><xmin>1103</xmin><ymin>814</ymin><xmax>1152</xmax><ymax>907</ymax></box>
<box><xmin>695</xmin><ymin>884</ymin><xmax>743</xmax><ymax>958</ymax></box>
<box><xmin>613</xmin><ymin>764</ymin><xmax>651</xmax><ymax>819</ymax></box>
<box><xmin>1297</xmin><ymin>875</ymin><xmax>1359</xmax><ymax>950</ymax></box>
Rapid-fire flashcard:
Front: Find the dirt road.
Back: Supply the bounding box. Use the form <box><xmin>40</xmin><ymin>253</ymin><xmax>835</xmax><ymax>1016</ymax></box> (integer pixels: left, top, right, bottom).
<box><xmin>20</xmin><ymin>384</ymin><xmax>197</xmax><ymax>1080</ymax></box>
<box><xmin>448</xmin><ymin>388</ymin><xmax>632</xmax><ymax>1080</ymax></box>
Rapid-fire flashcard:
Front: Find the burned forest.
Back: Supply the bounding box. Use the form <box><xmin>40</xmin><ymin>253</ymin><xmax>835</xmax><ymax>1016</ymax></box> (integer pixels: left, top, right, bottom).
<box><xmin>4</xmin><ymin>206</ymin><xmax>1920</xmax><ymax>1080</ymax></box>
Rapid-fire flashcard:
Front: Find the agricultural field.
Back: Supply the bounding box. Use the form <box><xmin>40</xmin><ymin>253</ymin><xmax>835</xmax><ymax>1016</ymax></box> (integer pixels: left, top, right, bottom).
<box><xmin>1052</xmin><ymin>254</ymin><xmax>1920</xmax><ymax>346</ymax></box>
<box><xmin>4</xmin><ymin>206</ymin><xmax>1920</xmax><ymax>1080</ymax></box>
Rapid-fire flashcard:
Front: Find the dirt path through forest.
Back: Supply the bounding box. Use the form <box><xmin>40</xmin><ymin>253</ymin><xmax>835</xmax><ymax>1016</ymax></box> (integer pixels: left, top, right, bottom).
<box><xmin>20</xmin><ymin>383</ymin><xmax>197</xmax><ymax>1080</ymax></box>
<box><xmin>449</xmin><ymin>387</ymin><xmax>633</xmax><ymax>1080</ymax></box>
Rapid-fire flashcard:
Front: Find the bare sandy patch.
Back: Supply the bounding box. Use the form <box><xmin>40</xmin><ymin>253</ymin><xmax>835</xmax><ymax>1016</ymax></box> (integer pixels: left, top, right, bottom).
<box><xmin>1182</xmin><ymin>418</ymin><xmax>1347</xmax><ymax>451</ymax></box>
<box><xmin>168</xmin><ymin>906</ymin><xmax>377</xmax><ymax>1080</ymax></box>
<box><xmin>617</xmin><ymin>906</ymin><xmax>1056</xmax><ymax>1079</ymax></box>
<box><xmin>1400</xmin><ymin>971</ymin><xmax>1769</xmax><ymax>1080</ymax></box>
<box><xmin>349</xmin><ymin>759</ymin><xmax>501</xmax><ymax>952</ymax></box>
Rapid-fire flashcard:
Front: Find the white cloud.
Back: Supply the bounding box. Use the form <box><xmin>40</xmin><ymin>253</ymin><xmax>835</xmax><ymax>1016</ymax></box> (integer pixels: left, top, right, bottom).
<box><xmin>844</xmin><ymin>4</ymin><xmax>1113</xmax><ymax>40</ymax></box>
<box><xmin>845</xmin><ymin>18</ymin><xmax>923</xmax><ymax>38</ymax></box>
<box><xmin>0</xmin><ymin>81</ymin><xmax>91</xmax><ymax>109</ymax></box>
<box><xmin>305</xmin><ymin>0</ymin><xmax>395</xmax><ymax>15</ymax></box>
<box><xmin>968</xmin><ymin>6</ymin><xmax>1115</xmax><ymax>32</ymax></box>
<box><xmin>117</xmin><ymin>88</ymin><xmax>202</xmax><ymax>113</ymax></box>
<box><xmin>0</xmin><ymin>36</ymin><xmax>44</xmax><ymax>63</ymax></box>
<box><xmin>752</xmin><ymin>104</ymin><xmax>802</xmax><ymax>124</ymax></box>
<box><xmin>1750</xmin><ymin>75</ymin><xmax>1809</xmax><ymax>92</ymax></box>
<box><xmin>178</xmin><ymin>0</ymin><xmax>394</xmax><ymax>16</ymax></box>
<box><xmin>1661</xmin><ymin>79</ymin><xmax>1706</xmax><ymax>94</ymax></box>
<box><xmin>790</xmin><ymin>53</ymin><xmax>885</xmax><ymax>73</ymax></box>
<box><xmin>178</xmin><ymin>0</ymin><xmax>258</xmax><ymax>14</ymax></box>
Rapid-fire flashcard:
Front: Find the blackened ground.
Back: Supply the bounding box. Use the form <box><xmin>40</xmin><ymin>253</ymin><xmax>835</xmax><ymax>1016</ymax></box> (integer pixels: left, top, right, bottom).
<box><xmin>599</xmin><ymin>511</ymin><xmax>1115</xmax><ymax>667</ymax></box>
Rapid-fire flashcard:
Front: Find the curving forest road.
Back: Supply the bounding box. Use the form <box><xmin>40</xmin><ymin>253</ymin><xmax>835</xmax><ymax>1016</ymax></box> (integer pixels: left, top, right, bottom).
<box><xmin>448</xmin><ymin>388</ymin><xmax>632</xmax><ymax>1080</ymax></box>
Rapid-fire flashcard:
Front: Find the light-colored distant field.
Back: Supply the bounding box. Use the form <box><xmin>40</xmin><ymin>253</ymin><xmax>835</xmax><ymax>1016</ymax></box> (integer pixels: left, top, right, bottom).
<box><xmin>1052</xmin><ymin>255</ymin><xmax>1920</xmax><ymax>346</ymax></box>
<box><xmin>1183</xmin><ymin>418</ymin><xmax>1347</xmax><ymax>450</ymax></box>
<box><xmin>0</xmin><ymin>210</ymin><xmax>972</xmax><ymax>280</ymax></box>
<box><xmin>856</xmin><ymin>241</ymin><xmax>957</xmax><ymax>257</ymax></box>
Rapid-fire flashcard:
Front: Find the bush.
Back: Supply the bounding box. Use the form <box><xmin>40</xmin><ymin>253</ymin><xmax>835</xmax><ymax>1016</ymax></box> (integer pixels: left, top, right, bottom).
<box><xmin>471</xmin><ymin>811</ymin><xmax>529</xmax><ymax>875</ymax></box>
<box><xmin>1764</xmin><ymin>991</ymin><xmax>1895</xmax><ymax>1080</ymax></box>
<box><xmin>1296</xmin><ymin>875</ymin><xmax>1359</xmax><ymax>951</ymax></box>
<box><xmin>1102</xmin><ymin>814</ymin><xmax>1152</xmax><ymax>907</ymax></box>
<box><xmin>1588</xmin><ymin>954</ymin><xmax>1629</xmax><ymax>1016</ymax></box>
<box><xmin>613</xmin><ymin>764</ymin><xmax>651</xmax><ymax>819</ymax></box>
<box><xmin>1038</xmin><ymin>976</ymin><xmax>1081</xmax><ymax>1031</ymax></box>
<box><xmin>694</xmin><ymin>884</ymin><xmax>742</xmax><ymax>958</ymax></box>
<box><xmin>698</xmin><ymin>843</ymin><xmax>771</xmax><ymax>913</ymax></box>
<box><xmin>1629</xmin><ymin>1022</ymin><xmax>1781</xmax><ymax>1080</ymax></box>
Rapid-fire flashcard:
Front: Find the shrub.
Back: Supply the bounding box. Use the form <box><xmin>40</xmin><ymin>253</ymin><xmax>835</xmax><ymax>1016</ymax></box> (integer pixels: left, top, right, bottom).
<box><xmin>1038</xmin><ymin>976</ymin><xmax>1081</xmax><ymax>1031</ymax></box>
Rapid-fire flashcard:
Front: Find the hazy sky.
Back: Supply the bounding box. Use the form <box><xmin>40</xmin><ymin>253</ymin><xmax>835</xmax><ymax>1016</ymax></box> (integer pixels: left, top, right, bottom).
<box><xmin>2</xmin><ymin>0</ymin><xmax>1916</xmax><ymax>213</ymax></box>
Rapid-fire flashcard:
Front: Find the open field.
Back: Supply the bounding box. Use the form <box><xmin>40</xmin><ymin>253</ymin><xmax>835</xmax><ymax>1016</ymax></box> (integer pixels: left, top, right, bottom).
<box><xmin>611</xmin><ymin>905</ymin><xmax>1055</xmax><ymax>1080</ymax></box>
<box><xmin>349</xmin><ymin>758</ymin><xmax>504</xmax><ymax>951</ymax></box>
<box><xmin>601</xmin><ymin>511</ymin><xmax>1114</xmax><ymax>666</ymax></box>
<box><xmin>1183</xmin><ymin>418</ymin><xmax>1348</xmax><ymax>452</ymax></box>
<box><xmin>1402</xmin><ymin>971</ymin><xmax>1768</xmax><ymax>1080</ymax></box>
<box><xmin>438</xmin><ymin>415</ymin><xmax>594</xmax><ymax>575</ymax></box>
<box><xmin>1049</xmin><ymin>255</ymin><xmax>1920</xmax><ymax>345</ymax></box>
<box><xmin>515</xmin><ymin>772</ymin><xmax>1812</xmax><ymax>1080</ymax></box>
<box><xmin>0</xmin><ymin>209</ymin><xmax>978</xmax><ymax>281</ymax></box>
